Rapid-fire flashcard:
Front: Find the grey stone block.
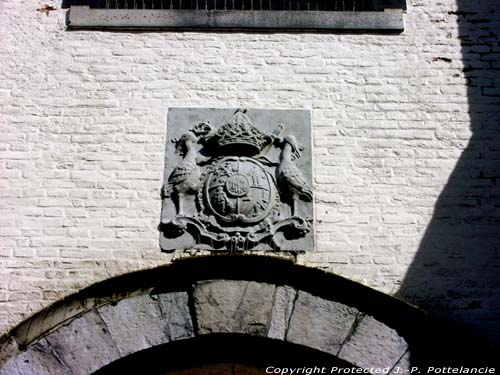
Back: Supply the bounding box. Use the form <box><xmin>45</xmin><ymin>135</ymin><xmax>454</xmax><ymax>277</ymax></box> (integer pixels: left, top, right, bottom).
<box><xmin>338</xmin><ymin>315</ymin><xmax>408</xmax><ymax>369</ymax></box>
<box><xmin>155</xmin><ymin>292</ymin><xmax>195</xmax><ymax>341</ymax></box>
<box><xmin>11</xmin><ymin>298</ymin><xmax>100</xmax><ymax>351</ymax></box>
<box><xmin>390</xmin><ymin>350</ymin><xmax>411</xmax><ymax>374</ymax></box>
<box><xmin>286</xmin><ymin>291</ymin><xmax>358</xmax><ymax>355</ymax></box>
<box><xmin>268</xmin><ymin>286</ymin><xmax>296</xmax><ymax>340</ymax></box>
<box><xmin>97</xmin><ymin>294</ymin><xmax>171</xmax><ymax>357</ymax></box>
<box><xmin>44</xmin><ymin>310</ymin><xmax>121</xmax><ymax>375</ymax></box>
<box><xmin>194</xmin><ymin>280</ymin><xmax>275</xmax><ymax>335</ymax></box>
<box><xmin>0</xmin><ymin>293</ymin><xmax>194</xmax><ymax>375</ymax></box>
<box><xmin>160</xmin><ymin>108</ymin><xmax>314</xmax><ymax>252</ymax></box>
<box><xmin>68</xmin><ymin>7</ymin><xmax>404</xmax><ymax>31</ymax></box>
<box><xmin>0</xmin><ymin>335</ymin><xmax>18</xmax><ymax>369</ymax></box>
<box><xmin>0</xmin><ymin>338</ymin><xmax>69</xmax><ymax>375</ymax></box>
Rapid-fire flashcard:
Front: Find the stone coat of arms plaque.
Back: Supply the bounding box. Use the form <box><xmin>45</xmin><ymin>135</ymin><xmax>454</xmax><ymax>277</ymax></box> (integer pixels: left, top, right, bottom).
<box><xmin>160</xmin><ymin>108</ymin><xmax>314</xmax><ymax>252</ymax></box>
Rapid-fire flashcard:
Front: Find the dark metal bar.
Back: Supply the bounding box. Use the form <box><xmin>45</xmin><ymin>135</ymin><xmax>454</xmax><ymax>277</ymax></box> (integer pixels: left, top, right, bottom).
<box><xmin>72</xmin><ymin>0</ymin><xmax>376</xmax><ymax>11</ymax></box>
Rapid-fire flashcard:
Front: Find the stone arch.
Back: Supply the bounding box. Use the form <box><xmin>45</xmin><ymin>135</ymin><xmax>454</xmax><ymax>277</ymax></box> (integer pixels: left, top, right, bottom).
<box><xmin>0</xmin><ymin>256</ymin><xmax>426</xmax><ymax>374</ymax></box>
<box><xmin>94</xmin><ymin>334</ymin><xmax>355</xmax><ymax>374</ymax></box>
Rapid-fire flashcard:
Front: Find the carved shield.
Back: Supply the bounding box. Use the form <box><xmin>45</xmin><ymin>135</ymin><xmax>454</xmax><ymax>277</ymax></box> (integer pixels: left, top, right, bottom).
<box><xmin>204</xmin><ymin>156</ymin><xmax>276</xmax><ymax>224</ymax></box>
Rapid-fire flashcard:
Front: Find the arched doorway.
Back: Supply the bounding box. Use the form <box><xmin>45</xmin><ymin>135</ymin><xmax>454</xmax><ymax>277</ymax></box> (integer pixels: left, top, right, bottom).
<box><xmin>94</xmin><ymin>334</ymin><xmax>354</xmax><ymax>375</ymax></box>
<box><xmin>0</xmin><ymin>256</ymin><xmax>423</xmax><ymax>375</ymax></box>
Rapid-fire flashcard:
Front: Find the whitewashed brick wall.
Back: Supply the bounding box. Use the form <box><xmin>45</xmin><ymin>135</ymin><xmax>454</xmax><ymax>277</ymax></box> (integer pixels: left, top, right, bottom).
<box><xmin>1</xmin><ymin>0</ymin><xmax>499</xmax><ymax>346</ymax></box>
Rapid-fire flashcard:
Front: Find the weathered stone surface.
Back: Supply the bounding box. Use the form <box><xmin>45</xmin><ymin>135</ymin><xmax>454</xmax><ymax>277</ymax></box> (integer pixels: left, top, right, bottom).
<box><xmin>11</xmin><ymin>298</ymin><xmax>102</xmax><ymax>349</ymax></box>
<box><xmin>68</xmin><ymin>7</ymin><xmax>405</xmax><ymax>31</ymax></box>
<box><xmin>0</xmin><ymin>292</ymin><xmax>194</xmax><ymax>375</ymax></box>
<box><xmin>338</xmin><ymin>315</ymin><xmax>408</xmax><ymax>369</ymax></box>
<box><xmin>194</xmin><ymin>280</ymin><xmax>275</xmax><ymax>335</ymax></box>
<box><xmin>0</xmin><ymin>338</ymin><xmax>70</xmax><ymax>375</ymax></box>
<box><xmin>390</xmin><ymin>350</ymin><xmax>411</xmax><ymax>374</ymax></box>
<box><xmin>97</xmin><ymin>294</ymin><xmax>171</xmax><ymax>356</ymax></box>
<box><xmin>155</xmin><ymin>292</ymin><xmax>195</xmax><ymax>340</ymax></box>
<box><xmin>44</xmin><ymin>310</ymin><xmax>121</xmax><ymax>375</ymax></box>
<box><xmin>268</xmin><ymin>286</ymin><xmax>296</xmax><ymax>340</ymax></box>
<box><xmin>286</xmin><ymin>291</ymin><xmax>358</xmax><ymax>355</ymax></box>
<box><xmin>161</xmin><ymin>108</ymin><xmax>314</xmax><ymax>252</ymax></box>
<box><xmin>0</xmin><ymin>335</ymin><xmax>18</xmax><ymax>369</ymax></box>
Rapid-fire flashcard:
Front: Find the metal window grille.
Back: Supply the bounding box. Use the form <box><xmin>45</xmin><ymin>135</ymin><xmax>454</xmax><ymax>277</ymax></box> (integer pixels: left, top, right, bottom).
<box><xmin>63</xmin><ymin>0</ymin><xmax>406</xmax><ymax>30</ymax></box>
<box><xmin>101</xmin><ymin>0</ymin><xmax>374</xmax><ymax>11</ymax></box>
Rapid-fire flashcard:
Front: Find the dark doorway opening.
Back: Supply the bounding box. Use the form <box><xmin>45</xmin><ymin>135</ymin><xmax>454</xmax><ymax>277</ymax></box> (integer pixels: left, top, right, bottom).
<box><xmin>93</xmin><ymin>333</ymin><xmax>355</xmax><ymax>375</ymax></box>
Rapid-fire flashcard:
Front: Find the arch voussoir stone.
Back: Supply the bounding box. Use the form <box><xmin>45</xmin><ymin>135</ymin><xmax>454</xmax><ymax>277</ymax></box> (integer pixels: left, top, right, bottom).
<box><xmin>338</xmin><ymin>315</ymin><xmax>409</xmax><ymax>369</ymax></box>
<box><xmin>43</xmin><ymin>310</ymin><xmax>121</xmax><ymax>375</ymax></box>
<box><xmin>0</xmin><ymin>338</ymin><xmax>71</xmax><ymax>375</ymax></box>
<box><xmin>390</xmin><ymin>350</ymin><xmax>411</xmax><ymax>374</ymax></box>
<box><xmin>97</xmin><ymin>295</ymin><xmax>168</xmax><ymax>358</ymax></box>
<box><xmin>268</xmin><ymin>285</ymin><xmax>297</xmax><ymax>340</ymax></box>
<box><xmin>286</xmin><ymin>290</ymin><xmax>360</xmax><ymax>356</ymax></box>
<box><xmin>338</xmin><ymin>315</ymin><xmax>409</xmax><ymax>370</ymax></box>
<box><xmin>96</xmin><ymin>292</ymin><xmax>194</xmax><ymax>357</ymax></box>
<box><xmin>193</xmin><ymin>280</ymin><xmax>276</xmax><ymax>336</ymax></box>
<box><xmin>0</xmin><ymin>258</ymin><xmax>421</xmax><ymax>375</ymax></box>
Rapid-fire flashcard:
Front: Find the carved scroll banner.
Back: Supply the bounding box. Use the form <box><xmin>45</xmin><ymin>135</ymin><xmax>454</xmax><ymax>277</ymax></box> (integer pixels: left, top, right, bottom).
<box><xmin>160</xmin><ymin>108</ymin><xmax>314</xmax><ymax>252</ymax></box>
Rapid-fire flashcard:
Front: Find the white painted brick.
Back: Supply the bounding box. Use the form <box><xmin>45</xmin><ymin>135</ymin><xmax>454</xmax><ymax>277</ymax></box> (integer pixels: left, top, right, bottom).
<box><xmin>0</xmin><ymin>0</ymin><xmax>499</xmax><ymax>349</ymax></box>
<box><xmin>13</xmin><ymin>249</ymin><xmax>35</xmax><ymax>258</ymax></box>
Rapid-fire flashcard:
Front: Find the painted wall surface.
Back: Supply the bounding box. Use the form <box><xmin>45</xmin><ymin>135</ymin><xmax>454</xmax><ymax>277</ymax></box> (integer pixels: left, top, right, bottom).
<box><xmin>1</xmin><ymin>0</ymin><xmax>499</xmax><ymax>347</ymax></box>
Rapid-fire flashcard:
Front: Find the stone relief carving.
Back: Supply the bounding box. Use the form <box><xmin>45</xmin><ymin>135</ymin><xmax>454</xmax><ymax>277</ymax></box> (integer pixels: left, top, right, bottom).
<box><xmin>160</xmin><ymin>108</ymin><xmax>314</xmax><ymax>252</ymax></box>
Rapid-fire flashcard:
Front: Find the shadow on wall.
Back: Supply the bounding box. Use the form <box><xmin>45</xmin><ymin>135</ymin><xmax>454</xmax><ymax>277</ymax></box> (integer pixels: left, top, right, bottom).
<box><xmin>397</xmin><ymin>0</ymin><xmax>500</xmax><ymax>354</ymax></box>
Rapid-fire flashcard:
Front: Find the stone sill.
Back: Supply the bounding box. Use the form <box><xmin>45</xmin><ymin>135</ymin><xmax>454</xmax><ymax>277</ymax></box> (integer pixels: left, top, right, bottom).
<box><xmin>67</xmin><ymin>6</ymin><xmax>404</xmax><ymax>32</ymax></box>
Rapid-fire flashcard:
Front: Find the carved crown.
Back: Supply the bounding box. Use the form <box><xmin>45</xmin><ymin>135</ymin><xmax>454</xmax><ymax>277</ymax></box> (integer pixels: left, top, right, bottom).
<box><xmin>212</xmin><ymin>109</ymin><xmax>271</xmax><ymax>155</ymax></box>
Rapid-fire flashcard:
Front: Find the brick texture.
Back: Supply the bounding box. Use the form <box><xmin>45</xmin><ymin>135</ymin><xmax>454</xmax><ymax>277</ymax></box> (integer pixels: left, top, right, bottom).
<box><xmin>1</xmin><ymin>0</ymin><xmax>499</xmax><ymax>347</ymax></box>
